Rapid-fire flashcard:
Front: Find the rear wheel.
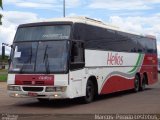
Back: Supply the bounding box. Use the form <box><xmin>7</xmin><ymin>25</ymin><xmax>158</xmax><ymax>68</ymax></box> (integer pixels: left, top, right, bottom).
<box><xmin>134</xmin><ymin>75</ymin><xmax>140</xmax><ymax>92</ymax></box>
<box><xmin>140</xmin><ymin>75</ymin><xmax>146</xmax><ymax>91</ymax></box>
<box><xmin>82</xmin><ymin>80</ymin><xmax>95</xmax><ymax>103</ymax></box>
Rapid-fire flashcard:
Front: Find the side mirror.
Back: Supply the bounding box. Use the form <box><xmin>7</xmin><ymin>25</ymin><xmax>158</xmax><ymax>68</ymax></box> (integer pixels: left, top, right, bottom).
<box><xmin>8</xmin><ymin>58</ymin><xmax>11</xmax><ymax>64</ymax></box>
<box><xmin>10</xmin><ymin>45</ymin><xmax>13</xmax><ymax>49</ymax></box>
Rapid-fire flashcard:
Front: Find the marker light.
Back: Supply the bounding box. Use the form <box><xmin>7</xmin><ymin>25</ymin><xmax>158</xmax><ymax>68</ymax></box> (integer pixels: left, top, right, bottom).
<box><xmin>45</xmin><ymin>87</ymin><xmax>66</xmax><ymax>92</ymax></box>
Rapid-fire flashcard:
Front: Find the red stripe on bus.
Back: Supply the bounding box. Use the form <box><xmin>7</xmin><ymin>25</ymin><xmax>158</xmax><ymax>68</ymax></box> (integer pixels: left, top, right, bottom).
<box><xmin>100</xmin><ymin>76</ymin><xmax>134</xmax><ymax>94</ymax></box>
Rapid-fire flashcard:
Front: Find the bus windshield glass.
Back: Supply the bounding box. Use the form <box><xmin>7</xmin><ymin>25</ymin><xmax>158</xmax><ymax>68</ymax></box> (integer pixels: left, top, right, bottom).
<box><xmin>9</xmin><ymin>41</ymin><xmax>68</xmax><ymax>73</ymax></box>
<box><xmin>14</xmin><ymin>25</ymin><xmax>71</xmax><ymax>41</ymax></box>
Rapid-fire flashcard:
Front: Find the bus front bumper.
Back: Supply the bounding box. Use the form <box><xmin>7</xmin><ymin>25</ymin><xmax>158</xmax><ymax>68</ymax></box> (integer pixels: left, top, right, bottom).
<box><xmin>7</xmin><ymin>85</ymin><xmax>69</xmax><ymax>99</ymax></box>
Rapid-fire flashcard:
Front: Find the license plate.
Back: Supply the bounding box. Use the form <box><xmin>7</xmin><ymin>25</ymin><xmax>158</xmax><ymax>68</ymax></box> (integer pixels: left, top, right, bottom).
<box><xmin>28</xmin><ymin>92</ymin><xmax>38</xmax><ymax>97</ymax></box>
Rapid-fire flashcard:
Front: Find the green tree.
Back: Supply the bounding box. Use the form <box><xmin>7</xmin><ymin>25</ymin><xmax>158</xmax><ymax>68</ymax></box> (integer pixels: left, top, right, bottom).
<box><xmin>0</xmin><ymin>0</ymin><xmax>2</xmax><ymax>9</ymax></box>
<box><xmin>0</xmin><ymin>0</ymin><xmax>3</xmax><ymax>25</ymax></box>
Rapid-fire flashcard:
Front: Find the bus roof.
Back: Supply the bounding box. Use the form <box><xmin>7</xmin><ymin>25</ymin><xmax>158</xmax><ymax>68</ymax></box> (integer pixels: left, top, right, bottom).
<box><xmin>19</xmin><ymin>16</ymin><xmax>156</xmax><ymax>40</ymax></box>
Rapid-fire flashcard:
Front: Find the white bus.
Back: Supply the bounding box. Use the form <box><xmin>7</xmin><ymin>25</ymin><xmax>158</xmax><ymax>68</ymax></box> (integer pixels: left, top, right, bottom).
<box><xmin>7</xmin><ymin>17</ymin><xmax>158</xmax><ymax>103</ymax></box>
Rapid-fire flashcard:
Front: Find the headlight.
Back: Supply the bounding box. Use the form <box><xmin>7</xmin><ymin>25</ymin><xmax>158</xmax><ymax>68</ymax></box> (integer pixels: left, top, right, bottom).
<box><xmin>45</xmin><ymin>87</ymin><xmax>66</xmax><ymax>92</ymax></box>
<box><xmin>55</xmin><ymin>87</ymin><xmax>62</xmax><ymax>92</ymax></box>
<box><xmin>14</xmin><ymin>86</ymin><xmax>21</xmax><ymax>91</ymax></box>
<box><xmin>8</xmin><ymin>86</ymin><xmax>21</xmax><ymax>91</ymax></box>
<box><xmin>45</xmin><ymin>87</ymin><xmax>56</xmax><ymax>92</ymax></box>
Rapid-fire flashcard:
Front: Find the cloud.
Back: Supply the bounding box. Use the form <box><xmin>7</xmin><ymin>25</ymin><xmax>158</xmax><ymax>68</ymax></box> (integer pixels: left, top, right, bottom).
<box><xmin>4</xmin><ymin>0</ymin><xmax>60</xmax><ymax>10</ymax></box>
<box><xmin>4</xmin><ymin>11</ymin><xmax>42</xmax><ymax>24</ymax></box>
<box><xmin>4</xmin><ymin>0</ymin><xmax>81</xmax><ymax>10</ymax></box>
<box><xmin>15</xmin><ymin>2</ymin><xmax>56</xmax><ymax>9</ymax></box>
<box><xmin>5</xmin><ymin>0</ymin><xmax>57</xmax><ymax>4</ymax></box>
<box><xmin>0</xmin><ymin>28</ymin><xmax>15</xmax><ymax>55</ymax></box>
<box><xmin>107</xmin><ymin>14</ymin><xmax>160</xmax><ymax>56</ymax></box>
<box><xmin>88</xmin><ymin>0</ymin><xmax>159</xmax><ymax>10</ymax></box>
<box><xmin>66</xmin><ymin>0</ymin><xmax>81</xmax><ymax>8</ymax></box>
<box><xmin>0</xmin><ymin>11</ymin><xmax>44</xmax><ymax>55</ymax></box>
<box><xmin>108</xmin><ymin>15</ymin><xmax>160</xmax><ymax>35</ymax></box>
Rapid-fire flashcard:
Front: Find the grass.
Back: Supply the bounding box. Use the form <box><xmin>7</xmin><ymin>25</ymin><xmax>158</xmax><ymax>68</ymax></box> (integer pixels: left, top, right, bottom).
<box><xmin>0</xmin><ymin>74</ymin><xmax>7</xmax><ymax>82</ymax></box>
<box><xmin>0</xmin><ymin>69</ymin><xmax>8</xmax><ymax>82</ymax></box>
<box><xmin>0</xmin><ymin>69</ymin><xmax>7</xmax><ymax>72</ymax></box>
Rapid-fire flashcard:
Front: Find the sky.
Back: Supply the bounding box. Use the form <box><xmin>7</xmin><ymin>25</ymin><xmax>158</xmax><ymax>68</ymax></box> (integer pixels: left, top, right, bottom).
<box><xmin>0</xmin><ymin>0</ymin><xmax>160</xmax><ymax>56</ymax></box>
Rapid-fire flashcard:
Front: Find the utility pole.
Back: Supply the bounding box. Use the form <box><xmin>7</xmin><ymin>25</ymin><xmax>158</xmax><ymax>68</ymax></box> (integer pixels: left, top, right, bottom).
<box><xmin>63</xmin><ymin>0</ymin><xmax>65</xmax><ymax>17</ymax></box>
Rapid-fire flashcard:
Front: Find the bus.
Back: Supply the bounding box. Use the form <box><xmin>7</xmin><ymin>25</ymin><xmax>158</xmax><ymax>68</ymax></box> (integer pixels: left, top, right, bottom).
<box><xmin>7</xmin><ymin>17</ymin><xmax>158</xmax><ymax>103</ymax></box>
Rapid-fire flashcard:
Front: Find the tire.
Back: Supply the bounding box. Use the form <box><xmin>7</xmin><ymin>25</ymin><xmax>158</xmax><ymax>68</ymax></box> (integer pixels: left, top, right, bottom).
<box><xmin>134</xmin><ymin>75</ymin><xmax>140</xmax><ymax>92</ymax></box>
<box><xmin>82</xmin><ymin>80</ymin><xmax>95</xmax><ymax>103</ymax></box>
<box><xmin>140</xmin><ymin>75</ymin><xmax>146</xmax><ymax>91</ymax></box>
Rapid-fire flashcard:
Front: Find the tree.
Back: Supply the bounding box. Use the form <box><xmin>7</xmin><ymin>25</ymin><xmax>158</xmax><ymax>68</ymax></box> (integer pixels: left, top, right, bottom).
<box><xmin>0</xmin><ymin>0</ymin><xmax>3</xmax><ymax>25</ymax></box>
<box><xmin>0</xmin><ymin>0</ymin><xmax>2</xmax><ymax>9</ymax></box>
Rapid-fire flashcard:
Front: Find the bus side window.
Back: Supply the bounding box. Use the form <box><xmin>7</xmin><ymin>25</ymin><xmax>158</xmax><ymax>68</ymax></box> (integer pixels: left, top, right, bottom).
<box><xmin>70</xmin><ymin>41</ymin><xmax>85</xmax><ymax>70</ymax></box>
<box><xmin>71</xmin><ymin>42</ymin><xmax>78</xmax><ymax>59</ymax></box>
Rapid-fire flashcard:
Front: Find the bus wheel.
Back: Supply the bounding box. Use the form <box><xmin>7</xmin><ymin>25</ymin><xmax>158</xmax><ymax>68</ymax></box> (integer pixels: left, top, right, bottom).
<box><xmin>134</xmin><ymin>75</ymin><xmax>140</xmax><ymax>92</ymax></box>
<box><xmin>83</xmin><ymin>80</ymin><xmax>95</xmax><ymax>103</ymax></box>
<box><xmin>140</xmin><ymin>75</ymin><xmax>146</xmax><ymax>91</ymax></box>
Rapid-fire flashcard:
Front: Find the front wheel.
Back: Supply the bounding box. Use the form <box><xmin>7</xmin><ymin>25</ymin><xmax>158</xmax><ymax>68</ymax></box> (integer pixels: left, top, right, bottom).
<box><xmin>82</xmin><ymin>80</ymin><xmax>95</xmax><ymax>104</ymax></box>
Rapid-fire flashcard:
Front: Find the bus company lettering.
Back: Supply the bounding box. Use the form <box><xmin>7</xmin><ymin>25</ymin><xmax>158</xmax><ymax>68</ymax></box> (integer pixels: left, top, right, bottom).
<box><xmin>38</xmin><ymin>76</ymin><xmax>53</xmax><ymax>80</ymax></box>
<box><xmin>107</xmin><ymin>53</ymin><xmax>123</xmax><ymax>65</ymax></box>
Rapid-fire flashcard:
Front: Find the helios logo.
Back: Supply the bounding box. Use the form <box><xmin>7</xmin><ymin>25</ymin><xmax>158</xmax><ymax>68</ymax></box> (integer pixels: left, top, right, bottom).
<box><xmin>107</xmin><ymin>52</ymin><xmax>123</xmax><ymax>65</ymax></box>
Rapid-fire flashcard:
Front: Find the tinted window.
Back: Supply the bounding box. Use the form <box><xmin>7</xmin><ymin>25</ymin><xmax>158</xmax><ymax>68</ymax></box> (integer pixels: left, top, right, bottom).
<box><xmin>73</xmin><ymin>23</ymin><xmax>86</xmax><ymax>40</ymax></box>
<box><xmin>71</xmin><ymin>41</ymin><xmax>84</xmax><ymax>63</ymax></box>
<box><xmin>15</xmin><ymin>25</ymin><xmax>71</xmax><ymax>41</ymax></box>
<box><xmin>70</xmin><ymin>41</ymin><xmax>85</xmax><ymax>70</ymax></box>
<box><xmin>73</xmin><ymin>23</ymin><xmax>157</xmax><ymax>54</ymax></box>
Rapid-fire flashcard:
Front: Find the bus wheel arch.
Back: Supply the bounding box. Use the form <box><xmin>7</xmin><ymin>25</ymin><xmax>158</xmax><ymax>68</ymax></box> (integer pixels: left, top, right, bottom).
<box><xmin>82</xmin><ymin>76</ymin><xmax>98</xmax><ymax>103</ymax></box>
<box><xmin>88</xmin><ymin>76</ymin><xmax>98</xmax><ymax>96</ymax></box>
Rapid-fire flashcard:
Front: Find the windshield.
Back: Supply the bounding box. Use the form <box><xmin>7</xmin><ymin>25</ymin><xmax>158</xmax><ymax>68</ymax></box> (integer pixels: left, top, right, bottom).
<box><xmin>9</xmin><ymin>41</ymin><xmax>68</xmax><ymax>73</ymax></box>
<box><xmin>15</xmin><ymin>25</ymin><xmax>71</xmax><ymax>41</ymax></box>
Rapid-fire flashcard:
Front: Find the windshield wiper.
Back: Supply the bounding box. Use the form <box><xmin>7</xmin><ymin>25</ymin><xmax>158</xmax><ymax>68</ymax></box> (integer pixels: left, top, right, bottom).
<box><xmin>20</xmin><ymin>46</ymin><xmax>33</xmax><ymax>73</ymax></box>
<box><xmin>43</xmin><ymin>45</ymin><xmax>50</xmax><ymax>74</ymax></box>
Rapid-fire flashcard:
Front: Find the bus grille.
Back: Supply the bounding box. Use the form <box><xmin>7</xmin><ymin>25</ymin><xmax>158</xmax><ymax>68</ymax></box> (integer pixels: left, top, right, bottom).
<box><xmin>23</xmin><ymin>81</ymin><xmax>32</xmax><ymax>85</ymax></box>
<box><xmin>23</xmin><ymin>81</ymin><xmax>45</xmax><ymax>85</ymax></box>
<box><xmin>23</xmin><ymin>87</ymin><xmax>43</xmax><ymax>92</ymax></box>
